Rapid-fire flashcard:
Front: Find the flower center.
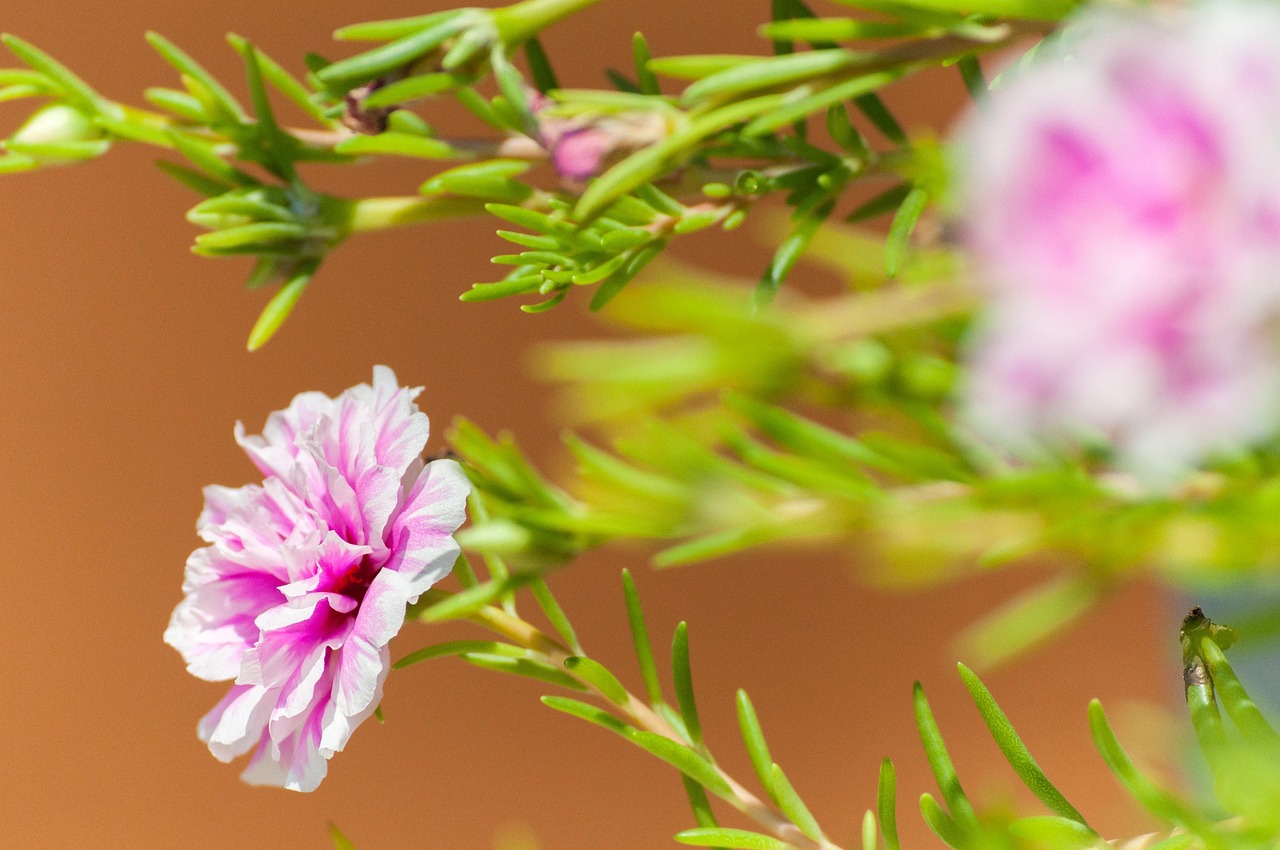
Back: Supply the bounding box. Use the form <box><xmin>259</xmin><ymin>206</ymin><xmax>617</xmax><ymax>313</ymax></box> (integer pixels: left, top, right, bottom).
<box><xmin>332</xmin><ymin>557</ymin><xmax>380</xmax><ymax>602</ymax></box>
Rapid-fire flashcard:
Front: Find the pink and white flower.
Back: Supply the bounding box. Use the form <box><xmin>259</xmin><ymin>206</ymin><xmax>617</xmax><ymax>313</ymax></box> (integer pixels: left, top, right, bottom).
<box><xmin>165</xmin><ymin>367</ymin><xmax>470</xmax><ymax>791</ymax></box>
<box><xmin>957</xmin><ymin>0</ymin><xmax>1280</xmax><ymax>478</ymax></box>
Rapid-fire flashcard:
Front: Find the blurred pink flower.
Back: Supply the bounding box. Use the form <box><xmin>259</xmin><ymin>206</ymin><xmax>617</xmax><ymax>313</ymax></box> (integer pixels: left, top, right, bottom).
<box><xmin>958</xmin><ymin>1</ymin><xmax>1280</xmax><ymax>477</ymax></box>
<box><xmin>530</xmin><ymin>92</ymin><xmax>670</xmax><ymax>182</ymax></box>
<box><xmin>165</xmin><ymin>367</ymin><xmax>470</xmax><ymax>791</ymax></box>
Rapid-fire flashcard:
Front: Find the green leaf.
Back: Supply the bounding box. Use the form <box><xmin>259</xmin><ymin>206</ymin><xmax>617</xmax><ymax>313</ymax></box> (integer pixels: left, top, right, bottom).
<box><xmin>155</xmin><ymin>161</ymin><xmax>231</xmax><ymax>197</ymax></box>
<box><xmin>885</xmin><ymin>186</ymin><xmax>927</xmax><ymax>277</ymax></box>
<box><xmin>846</xmin><ymin>184</ymin><xmax>909</xmax><ymax>223</ymax></box>
<box><xmin>1</xmin><ymin>34</ymin><xmax>105</xmax><ymax>111</ymax></box>
<box><xmin>490</xmin><ymin>47</ymin><xmax>536</xmax><ymax>136</ymax></box>
<box><xmin>0</xmin><ymin>68</ymin><xmax>48</xmax><ymax>87</ymax></box>
<box><xmin>756</xmin><ymin>198</ymin><xmax>833</xmax><ymax>306</ymax></box>
<box><xmin>421</xmin><ymin>159</ymin><xmax>534</xmax><ymax>201</ymax></box>
<box><xmin>0</xmin><ymin>152</ymin><xmax>38</xmax><ymax>174</ymax></box>
<box><xmin>167</xmin><ymin>131</ymin><xmax>255</xmax><ymax>186</ymax></box>
<box><xmin>195</xmin><ymin>221</ymin><xmax>309</xmax><ymax>249</ymax></box>
<box><xmin>227</xmin><ymin>33</ymin><xmax>329</xmax><ymax>124</ymax></box>
<box><xmin>246</xmin><ymin>262</ymin><xmax>317</xmax><ymax>351</ymax></box>
<box><xmin>682</xmin><ymin>49</ymin><xmax>863</xmax><ymax>104</ymax></box>
<box><xmin>541</xmin><ymin>695</ymin><xmax>631</xmax><ymax>734</ymax></box>
<box><xmin>1007</xmin><ymin>817</ymin><xmax>1101</xmax><ymax>850</ymax></box>
<box><xmin>957</xmin><ymin>576</ymin><xmax>1097</xmax><ymax>671</ymax></box>
<box><xmin>621</xmin><ymin>570</ymin><xmax>665</xmax><ymax>706</ymax></box>
<box><xmin>188</xmin><ymin>194</ymin><xmax>293</xmax><ymax>226</ymax></box>
<box><xmin>363</xmin><ymin>72</ymin><xmax>468</xmax><ymax>107</ymax></box>
<box><xmin>626</xmin><ymin>730</ymin><xmax>732</xmax><ymax>797</ymax></box>
<box><xmin>761</xmin><ymin>18</ymin><xmax>932</xmax><ymax>41</ymax></box>
<box><xmin>530</xmin><ymin>578</ymin><xmax>581</xmax><ymax>652</ymax></box>
<box><xmin>454</xmin><ymin>86</ymin><xmax>507</xmax><ymax>130</ymax></box>
<box><xmin>462</xmin><ymin>652</ymin><xmax>588</xmax><ymax>691</ymax></box>
<box><xmin>673</xmin><ymin>828</ymin><xmax>791</xmax><ymax>849</ymax></box>
<box><xmin>735</xmin><ymin>690</ymin><xmax>776</xmax><ymax>801</ymax></box>
<box><xmin>671</xmin><ymin>622</ymin><xmax>703</xmax><ymax>747</ymax></box>
<box><xmin>4</xmin><ymin>139</ymin><xmax>109</xmax><ymax>162</ymax></box>
<box><xmin>741</xmin><ymin>69</ymin><xmax>906</xmax><ymax>137</ymax></box>
<box><xmin>956</xmin><ymin>54</ymin><xmax>985</xmax><ymax>101</ymax></box>
<box><xmin>395</xmin><ymin>639</ymin><xmax>528</xmax><ymax>668</ymax></box>
<box><xmin>632</xmin><ymin>32</ymin><xmax>659</xmax><ymax>95</ymax></box>
<box><xmin>485</xmin><ymin>202</ymin><xmax>572</xmax><ymax>235</ymax></box>
<box><xmin>867</xmin><ymin>0</ymin><xmax>1078</xmax><ymax>22</ymax></box>
<box><xmin>654</xmin><ymin>527</ymin><xmax>781</xmax><ymax>568</ymax></box>
<box><xmin>524</xmin><ymin>36</ymin><xmax>559</xmax><ymax>92</ymax></box>
<box><xmin>240</xmin><ymin>44</ymin><xmax>297</xmax><ymax>179</ymax></box>
<box><xmin>335</xmin><ymin>10</ymin><xmax>463</xmax><ymax>41</ymax></box>
<box><xmin>914</xmin><ymin>683</ymin><xmax>980</xmax><ymax>832</ymax></box>
<box><xmin>0</xmin><ymin>82</ymin><xmax>46</xmax><ymax>102</ymax></box>
<box><xmin>919</xmin><ymin>794</ymin><xmax>964</xmax><ymax>848</ymax></box>
<box><xmin>852</xmin><ymin>92</ymin><xmax>905</xmax><ymax>145</ymax></box>
<box><xmin>335</xmin><ymin>132</ymin><xmax>457</xmax><ymax>159</ymax></box>
<box><xmin>563</xmin><ymin>656</ymin><xmax>628</xmax><ymax>705</ymax></box>
<box><xmin>861</xmin><ymin>811</ymin><xmax>876</xmax><ymax>850</ymax></box>
<box><xmin>328</xmin><ymin>822</ymin><xmax>358</xmax><ymax>850</ymax></box>
<box><xmin>724</xmin><ymin>395</ymin><xmax>886</xmax><ymax>473</ymax></box>
<box><xmin>957</xmin><ymin>663</ymin><xmax>1092</xmax><ymax>827</ymax></box>
<box><xmin>769</xmin><ymin>764</ymin><xmax>824</xmax><ymax>843</ymax></box>
<box><xmin>1199</xmin><ymin>638</ymin><xmax>1280</xmax><ymax>745</ymax></box>
<box><xmin>589</xmin><ymin>240</ymin><xmax>664</xmax><ymax>310</ymax></box>
<box><xmin>575</xmin><ymin>94</ymin><xmax>784</xmax><ymax>220</ymax></box>
<box><xmin>144</xmin><ymin>87</ymin><xmax>207</xmax><ymax>122</ymax></box>
<box><xmin>461</xmin><ymin>275</ymin><xmax>545</xmax><ymax>302</ymax></box>
<box><xmin>681</xmin><ymin>775</ymin><xmax>719</xmax><ymax>829</ymax></box>
<box><xmin>496</xmin><ymin>230</ymin><xmax>561</xmax><ymax>250</ymax></box>
<box><xmin>317</xmin><ymin>15</ymin><xmax>471</xmax><ymax>90</ymax></box>
<box><xmin>878</xmin><ymin>759</ymin><xmax>901</xmax><ymax>850</ymax></box>
<box><xmin>1087</xmin><ymin>700</ymin><xmax>1191</xmax><ymax>825</ymax></box>
<box><xmin>649</xmin><ymin>54</ymin><xmax>758</xmax><ymax>80</ymax></box>
<box><xmin>825</xmin><ymin>103</ymin><xmax>870</xmax><ymax>158</ymax></box>
<box><xmin>417</xmin><ymin>574</ymin><xmax>536</xmax><ymax>622</ymax></box>
<box><xmin>145</xmin><ymin>32</ymin><xmax>245</xmax><ymax>121</ymax></box>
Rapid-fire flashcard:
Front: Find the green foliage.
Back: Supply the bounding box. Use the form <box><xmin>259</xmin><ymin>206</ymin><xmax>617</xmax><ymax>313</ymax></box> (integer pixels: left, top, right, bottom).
<box><xmin>0</xmin><ymin>0</ymin><xmax>1047</xmax><ymax>339</ymax></box>
<box><xmin>20</xmin><ymin>1</ymin><xmax>1280</xmax><ymax>847</ymax></box>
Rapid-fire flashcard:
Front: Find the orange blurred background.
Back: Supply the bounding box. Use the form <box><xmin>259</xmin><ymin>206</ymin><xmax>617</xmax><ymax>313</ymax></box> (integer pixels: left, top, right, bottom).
<box><xmin>1</xmin><ymin>1</ymin><xmax>1175</xmax><ymax>847</ymax></box>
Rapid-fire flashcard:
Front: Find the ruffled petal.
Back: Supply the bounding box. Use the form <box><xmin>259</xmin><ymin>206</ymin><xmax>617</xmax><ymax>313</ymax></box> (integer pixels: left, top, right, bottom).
<box><xmin>384</xmin><ymin>458</ymin><xmax>470</xmax><ymax>599</ymax></box>
<box><xmin>198</xmin><ymin>683</ymin><xmax>273</xmax><ymax>763</ymax></box>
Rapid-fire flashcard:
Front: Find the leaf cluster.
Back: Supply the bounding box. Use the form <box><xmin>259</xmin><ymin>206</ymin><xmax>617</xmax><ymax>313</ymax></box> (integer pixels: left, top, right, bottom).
<box><xmin>0</xmin><ymin>0</ymin><xmax>1057</xmax><ymax>345</ymax></box>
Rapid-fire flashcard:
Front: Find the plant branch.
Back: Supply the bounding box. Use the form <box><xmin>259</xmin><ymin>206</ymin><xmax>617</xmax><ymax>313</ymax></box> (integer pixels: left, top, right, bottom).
<box><xmin>414</xmin><ymin>587</ymin><xmax>841</xmax><ymax>850</ymax></box>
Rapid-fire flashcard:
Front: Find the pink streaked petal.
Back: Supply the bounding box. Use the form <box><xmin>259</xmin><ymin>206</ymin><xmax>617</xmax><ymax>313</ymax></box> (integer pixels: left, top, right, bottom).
<box><xmin>350</xmin><ymin>366</ymin><xmax>431</xmax><ymax>473</ymax></box>
<box><xmin>166</xmin><ymin>599</ymin><xmax>256</xmax><ymax>682</ymax></box>
<box><xmin>312</xmin><ymin>443</ymin><xmax>400</xmax><ymax>550</ymax></box>
<box><xmin>332</xmin><ymin>570</ymin><xmax>408</xmax><ymax>717</ymax></box>
<box><xmin>320</xmin><ymin>644</ymin><xmax>388</xmax><ymax>756</ymax></box>
<box><xmin>198</xmin><ymin>484</ymin><xmax>259</xmax><ymax>533</ymax></box>
<box><xmin>267</xmin><ymin>643</ymin><xmax>333</xmax><ymax>743</ymax></box>
<box><xmin>241</xmin><ymin>699</ymin><xmax>330</xmax><ymax>792</ymax></box>
<box><xmin>198</xmin><ymin>683</ymin><xmax>273</xmax><ymax>763</ymax></box>
<box><xmin>385</xmin><ymin>458</ymin><xmax>470</xmax><ymax>599</ymax></box>
<box><xmin>236</xmin><ymin>390</ymin><xmax>336</xmax><ymax>479</ymax></box>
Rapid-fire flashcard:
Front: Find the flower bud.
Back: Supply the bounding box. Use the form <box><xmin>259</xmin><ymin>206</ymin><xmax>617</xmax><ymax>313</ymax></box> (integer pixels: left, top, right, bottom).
<box><xmin>6</xmin><ymin>103</ymin><xmax>109</xmax><ymax>165</ymax></box>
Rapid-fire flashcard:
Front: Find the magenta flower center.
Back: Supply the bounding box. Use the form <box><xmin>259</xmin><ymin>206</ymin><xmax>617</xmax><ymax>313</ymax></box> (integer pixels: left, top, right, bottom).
<box><xmin>331</xmin><ymin>556</ymin><xmax>381</xmax><ymax>602</ymax></box>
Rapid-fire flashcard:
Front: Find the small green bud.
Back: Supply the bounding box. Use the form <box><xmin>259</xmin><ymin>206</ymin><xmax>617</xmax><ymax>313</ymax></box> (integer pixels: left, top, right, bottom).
<box><xmin>6</xmin><ymin>103</ymin><xmax>109</xmax><ymax>165</ymax></box>
<box><xmin>11</xmin><ymin>104</ymin><xmax>99</xmax><ymax>144</ymax></box>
